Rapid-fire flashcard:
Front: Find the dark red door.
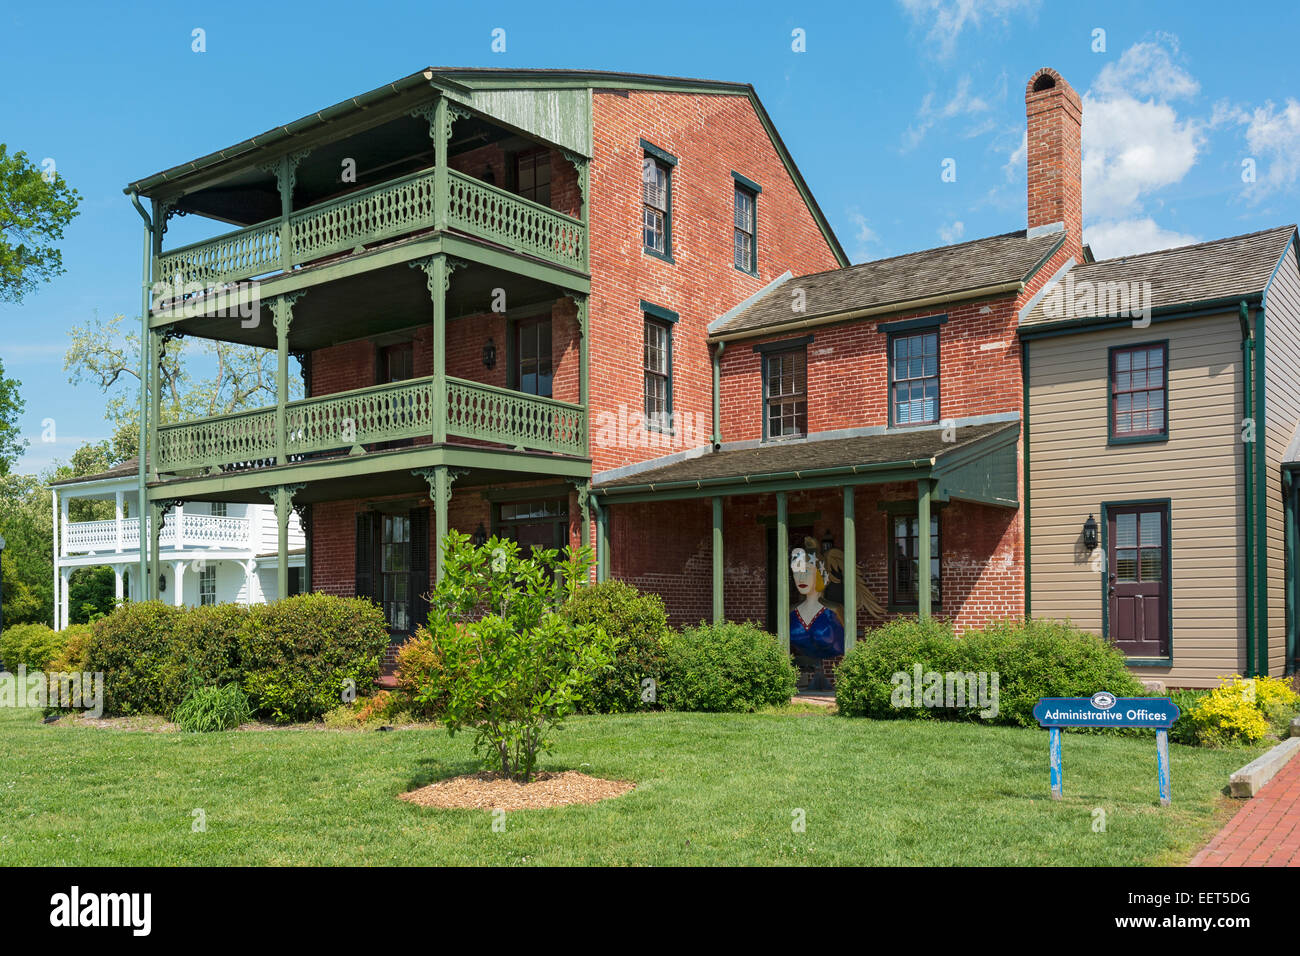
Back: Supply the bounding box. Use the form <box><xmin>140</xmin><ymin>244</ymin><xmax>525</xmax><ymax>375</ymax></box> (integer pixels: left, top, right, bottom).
<box><xmin>1107</xmin><ymin>504</ymin><xmax>1168</xmax><ymax>658</ymax></box>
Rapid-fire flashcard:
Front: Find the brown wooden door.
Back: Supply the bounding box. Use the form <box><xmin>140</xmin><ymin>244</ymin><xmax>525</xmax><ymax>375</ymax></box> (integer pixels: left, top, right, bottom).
<box><xmin>1107</xmin><ymin>504</ymin><xmax>1169</xmax><ymax>659</ymax></box>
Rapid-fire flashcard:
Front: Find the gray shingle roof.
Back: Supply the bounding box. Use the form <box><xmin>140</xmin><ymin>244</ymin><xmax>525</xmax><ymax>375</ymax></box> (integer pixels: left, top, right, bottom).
<box><xmin>1020</xmin><ymin>225</ymin><xmax>1296</xmax><ymax>329</ymax></box>
<box><xmin>596</xmin><ymin>421</ymin><xmax>1016</xmax><ymax>491</ymax></box>
<box><xmin>709</xmin><ymin>229</ymin><xmax>1064</xmax><ymax>339</ymax></box>
<box><xmin>49</xmin><ymin>457</ymin><xmax>143</xmax><ymax>487</ymax></box>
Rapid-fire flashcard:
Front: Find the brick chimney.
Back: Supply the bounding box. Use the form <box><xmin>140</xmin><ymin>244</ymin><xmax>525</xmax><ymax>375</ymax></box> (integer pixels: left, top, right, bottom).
<box><xmin>1025</xmin><ymin>68</ymin><xmax>1082</xmax><ymax>258</ymax></box>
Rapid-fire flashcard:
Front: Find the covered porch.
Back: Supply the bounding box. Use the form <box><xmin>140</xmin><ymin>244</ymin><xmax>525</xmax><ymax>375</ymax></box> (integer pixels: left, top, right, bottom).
<box><xmin>592</xmin><ymin>422</ymin><xmax>1021</xmax><ymax>658</ymax></box>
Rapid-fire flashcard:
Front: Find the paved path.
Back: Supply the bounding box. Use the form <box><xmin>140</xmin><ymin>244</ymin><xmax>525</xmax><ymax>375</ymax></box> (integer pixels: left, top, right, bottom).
<box><xmin>1191</xmin><ymin>750</ymin><xmax>1300</xmax><ymax>866</ymax></box>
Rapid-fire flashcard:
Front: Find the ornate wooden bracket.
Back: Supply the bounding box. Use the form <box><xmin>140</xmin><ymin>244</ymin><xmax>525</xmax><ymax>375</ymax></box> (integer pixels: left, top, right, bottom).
<box><xmin>408</xmin><ymin>255</ymin><xmax>468</xmax><ymax>297</ymax></box>
<box><xmin>561</xmin><ymin>150</ymin><xmax>590</xmax><ymax>211</ymax></box>
<box><xmin>563</xmin><ymin>291</ymin><xmax>589</xmax><ymax>338</ymax></box>
<box><xmin>269</xmin><ymin>291</ymin><xmax>307</xmax><ymax>338</ymax></box>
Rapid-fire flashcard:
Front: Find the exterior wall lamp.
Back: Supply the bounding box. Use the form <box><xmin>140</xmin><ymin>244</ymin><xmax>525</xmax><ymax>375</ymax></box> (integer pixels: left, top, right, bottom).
<box><xmin>473</xmin><ymin>523</ymin><xmax>489</xmax><ymax>547</ymax></box>
<box><xmin>158</xmin><ymin>573</ymin><xmax>167</xmax><ymax>593</ymax></box>
<box><xmin>1082</xmin><ymin>514</ymin><xmax>1099</xmax><ymax>552</ymax></box>
<box><xmin>482</xmin><ymin>338</ymin><xmax>497</xmax><ymax>370</ymax></box>
<box><xmin>820</xmin><ymin>530</ymin><xmax>835</xmax><ymax>555</ymax></box>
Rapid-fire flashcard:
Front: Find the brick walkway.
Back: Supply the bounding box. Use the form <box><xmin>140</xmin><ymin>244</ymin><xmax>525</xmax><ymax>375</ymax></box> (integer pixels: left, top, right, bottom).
<box><xmin>1191</xmin><ymin>750</ymin><xmax>1300</xmax><ymax>866</ymax></box>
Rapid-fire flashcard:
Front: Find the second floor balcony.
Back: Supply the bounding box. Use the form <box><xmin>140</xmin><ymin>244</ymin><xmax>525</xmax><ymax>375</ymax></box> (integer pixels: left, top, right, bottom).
<box><xmin>62</xmin><ymin>512</ymin><xmax>251</xmax><ymax>557</ymax></box>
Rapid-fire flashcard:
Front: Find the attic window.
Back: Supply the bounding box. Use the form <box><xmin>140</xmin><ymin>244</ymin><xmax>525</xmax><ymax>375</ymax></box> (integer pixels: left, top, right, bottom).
<box><xmin>1032</xmin><ymin>74</ymin><xmax>1056</xmax><ymax>92</ymax></box>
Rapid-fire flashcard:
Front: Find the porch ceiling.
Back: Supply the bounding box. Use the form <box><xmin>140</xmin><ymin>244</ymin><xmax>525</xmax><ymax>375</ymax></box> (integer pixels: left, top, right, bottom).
<box><xmin>594</xmin><ymin>421</ymin><xmax>1020</xmax><ymax>506</ymax></box>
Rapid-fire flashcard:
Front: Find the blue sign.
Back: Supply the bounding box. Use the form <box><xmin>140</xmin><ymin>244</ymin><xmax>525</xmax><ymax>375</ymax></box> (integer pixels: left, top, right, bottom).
<box><xmin>1034</xmin><ymin>694</ymin><xmax>1181</xmax><ymax>806</ymax></box>
<box><xmin>1033</xmin><ymin>694</ymin><xmax>1180</xmax><ymax>729</ymax></box>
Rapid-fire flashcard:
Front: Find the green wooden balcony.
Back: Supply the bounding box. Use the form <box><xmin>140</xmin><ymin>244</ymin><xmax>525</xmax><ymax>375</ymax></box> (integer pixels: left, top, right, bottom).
<box><xmin>153</xmin><ymin>167</ymin><xmax>587</xmax><ymax>292</ymax></box>
<box><xmin>154</xmin><ymin>375</ymin><xmax>587</xmax><ymax>474</ymax></box>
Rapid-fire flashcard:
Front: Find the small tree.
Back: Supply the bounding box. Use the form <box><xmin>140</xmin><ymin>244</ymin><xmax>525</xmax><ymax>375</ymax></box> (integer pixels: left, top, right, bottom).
<box><xmin>418</xmin><ymin>533</ymin><xmax>616</xmax><ymax>782</ymax></box>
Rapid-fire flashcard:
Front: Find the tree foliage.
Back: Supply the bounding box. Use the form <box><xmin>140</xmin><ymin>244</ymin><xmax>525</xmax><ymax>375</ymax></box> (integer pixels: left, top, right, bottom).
<box><xmin>0</xmin><ymin>144</ymin><xmax>81</xmax><ymax>303</ymax></box>
<box><xmin>0</xmin><ymin>357</ymin><xmax>27</xmax><ymax>477</ymax></box>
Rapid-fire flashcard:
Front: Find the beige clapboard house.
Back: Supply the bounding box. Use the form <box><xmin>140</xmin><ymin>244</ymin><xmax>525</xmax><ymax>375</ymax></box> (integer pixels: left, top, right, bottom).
<box><xmin>1020</xmin><ymin>226</ymin><xmax>1300</xmax><ymax>687</ymax></box>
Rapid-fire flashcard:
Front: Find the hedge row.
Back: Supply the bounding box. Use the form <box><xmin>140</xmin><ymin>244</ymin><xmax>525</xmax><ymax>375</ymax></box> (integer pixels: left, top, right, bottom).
<box><xmin>81</xmin><ymin>595</ymin><xmax>388</xmax><ymax>721</ymax></box>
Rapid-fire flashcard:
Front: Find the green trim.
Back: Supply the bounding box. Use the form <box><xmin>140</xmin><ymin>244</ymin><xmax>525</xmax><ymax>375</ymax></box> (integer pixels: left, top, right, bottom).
<box><xmin>1285</xmin><ymin>471</ymin><xmax>1296</xmax><ymax>675</ymax></box>
<box><xmin>1106</xmin><ymin>340</ymin><xmax>1169</xmax><ymax>446</ymax></box>
<box><xmin>776</xmin><ymin>492</ymin><xmax>790</xmax><ymax>651</ymax></box>
<box><xmin>482</xmin><ymin>482</ymin><xmax>572</xmax><ymax>503</ymax></box>
<box><xmin>1022</xmin><ymin>339</ymin><xmax>1031</xmax><ymax>618</ymax></box>
<box><xmin>731</xmin><ymin>175</ymin><xmax>760</xmax><ymax>277</ymax></box>
<box><xmin>712</xmin><ymin>496</ymin><xmax>724</xmax><ymax>623</ymax></box>
<box><xmin>1242</xmin><ymin>302</ymin><xmax>1256</xmax><ymax>677</ymax></box>
<box><xmin>640</xmin><ymin>300</ymin><xmax>679</xmax><ymax>324</ymax></box>
<box><xmin>876</xmin><ymin>314</ymin><xmax>947</xmax><ymax>334</ymax></box>
<box><xmin>639</xmin><ymin>138</ymin><xmax>678</xmax><ymax>167</ymax></box>
<box><xmin>756</xmin><ymin>510</ymin><xmax>820</xmax><ymax>527</ymax></box>
<box><xmin>758</xmin><ymin>340</ymin><xmax>809</xmax><ymax>441</ymax></box>
<box><xmin>1256</xmin><ymin>306</ymin><xmax>1269</xmax><ymax>676</ymax></box>
<box><xmin>731</xmin><ymin>171</ymin><xmax>762</xmax><ymax>194</ymax></box>
<box><xmin>876</xmin><ymin>500</ymin><xmax>948</xmax><ymax>514</ymax></box>
<box><xmin>1099</xmin><ymin>498</ymin><xmax>1174</xmax><ymax>665</ymax></box>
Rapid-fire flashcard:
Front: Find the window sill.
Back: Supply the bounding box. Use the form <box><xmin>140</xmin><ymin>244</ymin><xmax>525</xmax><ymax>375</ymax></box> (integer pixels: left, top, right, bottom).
<box><xmin>643</xmin><ymin>246</ymin><xmax>675</xmax><ymax>265</ymax></box>
<box><xmin>1123</xmin><ymin>656</ymin><xmax>1173</xmax><ymax>667</ymax></box>
<box><xmin>734</xmin><ymin>264</ymin><xmax>759</xmax><ymax>278</ymax></box>
<box><xmin>886</xmin><ymin>604</ymin><xmax>944</xmax><ymax>614</ymax></box>
<box><xmin>1108</xmin><ymin>433</ymin><xmax>1169</xmax><ymax>446</ymax></box>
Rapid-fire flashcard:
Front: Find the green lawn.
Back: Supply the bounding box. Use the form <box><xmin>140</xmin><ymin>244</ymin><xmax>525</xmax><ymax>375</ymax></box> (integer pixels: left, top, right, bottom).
<box><xmin>0</xmin><ymin>706</ymin><xmax>1256</xmax><ymax>866</ymax></box>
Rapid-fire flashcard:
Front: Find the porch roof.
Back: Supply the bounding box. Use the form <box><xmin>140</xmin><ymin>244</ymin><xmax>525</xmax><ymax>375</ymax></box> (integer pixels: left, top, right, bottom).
<box><xmin>593</xmin><ymin>420</ymin><xmax>1019</xmax><ymax>505</ymax></box>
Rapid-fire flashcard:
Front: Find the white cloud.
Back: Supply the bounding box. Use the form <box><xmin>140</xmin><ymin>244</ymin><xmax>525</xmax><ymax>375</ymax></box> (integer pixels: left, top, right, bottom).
<box><xmin>1084</xmin><ymin>218</ymin><xmax>1200</xmax><ymax>259</ymax></box>
<box><xmin>846</xmin><ymin>208</ymin><xmax>880</xmax><ymax>261</ymax></box>
<box><xmin>939</xmin><ymin>221</ymin><xmax>965</xmax><ymax>244</ymax></box>
<box><xmin>1222</xmin><ymin>98</ymin><xmax>1300</xmax><ymax>201</ymax></box>
<box><xmin>1082</xmin><ymin>38</ymin><xmax>1202</xmax><ymax>225</ymax></box>
<box><xmin>898</xmin><ymin>0</ymin><xmax>1038</xmax><ymax>58</ymax></box>
<box><xmin>1003</xmin><ymin>130</ymin><xmax>1027</xmax><ymax>181</ymax></box>
<box><xmin>903</xmin><ymin>75</ymin><xmax>994</xmax><ymax>150</ymax></box>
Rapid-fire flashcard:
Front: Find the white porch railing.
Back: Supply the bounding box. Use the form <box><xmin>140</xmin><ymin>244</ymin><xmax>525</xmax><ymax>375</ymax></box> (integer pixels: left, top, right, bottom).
<box><xmin>62</xmin><ymin>514</ymin><xmax>252</xmax><ymax>556</ymax></box>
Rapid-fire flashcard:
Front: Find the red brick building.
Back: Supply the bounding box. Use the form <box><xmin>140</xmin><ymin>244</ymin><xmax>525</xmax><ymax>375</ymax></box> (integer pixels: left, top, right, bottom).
<box><xmin>126</xmin><ymin>66</ymin><xmax>1086</xmax><ymax>683</ymax></box>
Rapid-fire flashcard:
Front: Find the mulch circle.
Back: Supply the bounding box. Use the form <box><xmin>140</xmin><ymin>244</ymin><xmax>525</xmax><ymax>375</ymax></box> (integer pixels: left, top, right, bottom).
<box><xmin>398</xmin><ymin>770</ymin><xmax>635</xmax><ymax>811</ymax></box>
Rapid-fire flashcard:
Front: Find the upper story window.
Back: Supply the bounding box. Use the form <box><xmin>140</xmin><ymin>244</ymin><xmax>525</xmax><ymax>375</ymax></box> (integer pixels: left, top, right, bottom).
<box><xmin>515</xmin><ymin>149</ymin><xmax>551</xmax><ymax>206</ymax></box>
<box><xmin>732</xmin><ymin>173</ymin><xmax>761</xmax><ymax>275</ymax></box>
<box><xmin>210</xmin><ymin>502</ymin><xmax>227</xmax><ymax>518</ymax></box>
<box><xmin>640</xmin><ymin>140</ymin><xmax>676</xmax><ymax>261</ymax></box>
<box><xmin>1110</xmin><ymin>343</ymin><xmax>1167</xmax><ymax>441</ymax></box>
<box><xmin>890</xmin><ymin>330</ymin><xmax>939</xmax><ymax>426</ymax></box>
<box><xmin>764</xmin><ymin>347</ymin><xmax>808</xmax><ymax>439</ymax></box>
<box><xmin>199</xmin><ymin>565</ymin><xmax>217</xmax><ymax>606</ymax></box>
<box><xmin>516</xmin><ymin>317</ymin><xmax>553</xmax><ymax>398</ymax></box>
<box><xmin>379</xmin><ymin>342</ymin><xmax>414</xmax><ymax>384</ymax></box>
<box><xmin>642</xmin><ymin>303</ymin><xmax>677</xmax><ymax>432</ymax></box>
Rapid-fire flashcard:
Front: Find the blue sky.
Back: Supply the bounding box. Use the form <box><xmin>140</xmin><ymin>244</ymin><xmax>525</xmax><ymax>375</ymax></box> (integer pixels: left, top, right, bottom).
<box><xmin>3</xmin><ymin>0</ymin><xmax>1298</xmax><ymax>474</ymax></box>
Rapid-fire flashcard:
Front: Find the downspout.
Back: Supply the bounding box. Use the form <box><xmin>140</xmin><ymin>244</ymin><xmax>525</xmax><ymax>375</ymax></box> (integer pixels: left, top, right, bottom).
<box><xmin>129</xmin><ymin>191</ymin><xmax>152</xmax><ymax>600</ymax></box>
<box><xmin>1256</xmin><ymin>302</ymin><xmax>1269</xmax><ymax>676</ymax></box>
<box><xmin>1241</xmin><ymin>300</ymin><xmax>1256</xmax><ymax>676</ymax></box>
<box><xmin>711</xmin><ymin>340</ymin><xmax>725</xmax><ymax>450</ymax></box>
<box><xmin>1021</xmin><ymin>338</ymin><xmax>1031</xmax><ymax>618</ymax></box>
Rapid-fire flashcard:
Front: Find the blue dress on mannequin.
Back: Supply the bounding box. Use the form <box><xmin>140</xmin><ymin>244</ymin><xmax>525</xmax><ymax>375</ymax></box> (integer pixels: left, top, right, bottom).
<box><xmin>790</xmin><ymin>604</ymin><xmax>844</xmax><ymax>658</ymax></box>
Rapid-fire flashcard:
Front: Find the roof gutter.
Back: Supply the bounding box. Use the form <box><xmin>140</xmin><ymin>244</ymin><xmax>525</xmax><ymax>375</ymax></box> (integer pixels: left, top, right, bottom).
<box><xmin>708</xmin><ymin>280</ymin><xmax>1025</xmax><ymax>344</ymax></box>
<box><xmin>1020</xmin><ymin>292</ymin><xmax>1264</xmax><ymax>340</ymax></box>
<box><xmin>595</xmin><ymin>455</ymin><xmax>938</xmax><ymax>498</ymax></box>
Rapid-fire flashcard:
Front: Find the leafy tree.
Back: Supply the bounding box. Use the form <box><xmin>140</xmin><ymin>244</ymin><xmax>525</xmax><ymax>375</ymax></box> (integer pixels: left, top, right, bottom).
<box><xmin>64</xmin><ymin>313</ymin><xmax>302</xmax><ymax>443</ymax></box>
<box><xmin>0</xmin><ymin>145</ymin><xmax>81</xmax><ymax>303</ymax></box>
<box><xmin>414</xmin><ymin>534</ymin><xmax>616</xmax><ymax>782</ymax></box>
<box><xmin>68</xmin><ymin>566</ymin><xmax>115</xmax><ymax>624</ymax></box>
<box><xmin>0</xmin><ymin>358</ymin><xmax>27</xmax><ymax>476</ymax></box>
<box><xmin>0</xmin><ymin>473</ymin><xmax>52</xmax><ymax>626</ymax></box>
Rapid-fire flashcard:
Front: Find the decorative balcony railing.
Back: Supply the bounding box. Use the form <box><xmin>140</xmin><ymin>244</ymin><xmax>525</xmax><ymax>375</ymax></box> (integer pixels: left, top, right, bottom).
<box><xmin>153</xmin><ymin>168</ymin><xmax>586</xmax><ymax>294</ymax></box>
<box><xmin>154</xmin><ymin>376</ymin><xmax>586</xmax><ymax>473</ymax></box>
<box><xmin>63</xmin><ymin>514</ymin><xmax>252</xmax><ymax>556</ymax></box>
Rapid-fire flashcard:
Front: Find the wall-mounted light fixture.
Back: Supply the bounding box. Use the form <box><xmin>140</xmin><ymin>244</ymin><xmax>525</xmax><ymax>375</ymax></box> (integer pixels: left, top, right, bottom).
<box><xmin>158</xmin><ymin>573</ymin><xmax>168</xmax><ymax>593</ymax></box>
<box><xmin>1082</xmin><ymin>514</ymin><xmax>1099</xmax><ymax>552</ymax></box>
<box><xmin>473</xmin><ymin>523</ymin><xmax>489</xmax><ymax>547</ymax></box>
<box><xmin>820</xmin><ymin>530</ymin><xmax>835</xmax><ymax>555</ymax></box>
<box><xmin>482</xmin><ymin>338</ymin><xmax>497</xmax><ymax>370</ymax></box>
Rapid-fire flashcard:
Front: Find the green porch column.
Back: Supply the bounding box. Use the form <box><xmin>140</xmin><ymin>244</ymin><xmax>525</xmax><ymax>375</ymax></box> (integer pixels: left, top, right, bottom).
<box><xmin>594</xmin><ymin>500</ymin><xmax>610</xmax><ymax>582</ymax></box>
<box><xmin>434</xmin><ymin>465</ymin><xmax>450</xmax><ymax>582</ymax></box>
<box><xmin>433</xmin><ymin>96</ymin><xmax>449</xmax><ymax>231</ymax></box>
<box><xmin>271</xmin><ymin>295</ymin><xmax>292</xmax><ymax>465</ymax></box>
<box><xmin>712</xmin><ymin>496</ymin><xmax>724</xmax><ymax>623</ymax></box>
<box><xmin>147</xmin><ymin>330</ymin><xmax>161</xmax><ymax>480</ymax></box>
<box><xmin>843</xmin><ymin>485</ymin><xmax>857</xmax><ymax>653</ymax></box>
<box><xmin>148</xmin><ymin>500</ymin><xmax>164</xmax><ymax>601</ymax></box>
<box><xmin>918</xmin><ymin>478</ymin><xmax>933</xmax><ymax>621</ymax></box>
<box><xmin>776</xmin><ymin>491</ymin><xmax>790</xmax><ymax>652</ymax></box>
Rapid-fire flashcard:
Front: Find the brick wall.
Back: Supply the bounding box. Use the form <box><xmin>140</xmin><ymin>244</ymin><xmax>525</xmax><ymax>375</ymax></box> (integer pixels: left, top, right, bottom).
<box><xmin>588</xmin><ymin>89</ymin><xmax>843</xmax><ymax>475</ymax></box>
<box><xmin>1025</xmin><ymin>68</ymin><xmax>1083</xmax><ymax>263</ymax></box>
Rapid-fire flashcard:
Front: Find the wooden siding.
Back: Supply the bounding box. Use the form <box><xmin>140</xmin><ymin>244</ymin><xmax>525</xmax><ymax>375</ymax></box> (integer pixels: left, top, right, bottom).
<box><xmin>1263</xmin><ymin>237</ymin><xmax>1300</xmax><ymax>677</ymax></box>
<box><xmin>1028</xmin><ymin>313</ymin><xmax>1245</xmax><ymax>688</ymax></box>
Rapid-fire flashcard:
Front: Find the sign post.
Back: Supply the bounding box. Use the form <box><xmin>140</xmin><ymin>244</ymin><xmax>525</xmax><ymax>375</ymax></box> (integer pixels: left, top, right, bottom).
<box><xmin>1032</xmin><ymin>693</ymin><xmax>1180</xmax><ymax>806</ymax></box>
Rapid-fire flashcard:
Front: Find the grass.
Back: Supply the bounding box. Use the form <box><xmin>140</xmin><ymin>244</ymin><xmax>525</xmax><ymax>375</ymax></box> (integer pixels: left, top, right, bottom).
<box><xmin>0</xmin><ymin>705</ymin><xmax>1259</xmax><ymax>866</ymax></box>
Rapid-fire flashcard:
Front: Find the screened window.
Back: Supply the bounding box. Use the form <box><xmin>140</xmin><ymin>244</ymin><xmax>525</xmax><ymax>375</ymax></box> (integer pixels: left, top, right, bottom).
<box><xmin>209</xmin><ymin>502</ymin><xmax>227</xmax><ymax>518</ymax></box>
<box><xmin>764</xmin><ymin>349</ymin><xmax>807</xmax><ymax>439</ymax></box>
<box><xmin>890</xmin><ymin>514</ymin><xmax>940</xmax><ymax>607</ymax></box>
<box><xmin>379</xmin><ymin>342</ymin><xmax>414</xmax><ymax>384</ymax></box>
<box><xmin>515</xmin><ymin>150</ymin><xmax>552</xmax><ymax>206</ymax></box>
<box><xmin>890</xmin><ymin>331</ymin><xmax>940</xmax><ymax>425</ymax></box>
<box><xmin>734</xmin><ymin>186</ymin><xmax>756</xmax><ymax>272</ymax></box>
<box><xmin>516</xmin><ymin>318</ymin><xmax>553</xmax><ymax>397</ymax></box>
<box><xmin>380</xmin><ymin>513</ymin><xmax>410</xmax><ymax>635</ymax></box>
<box><xmin>199</xmin><ymin>565</ymin><xmax>217</xmax><ymax>606</ymax></box>
<box><xmin>496</xmin><ymin>499</ymin><xmax>569</xmax><ymax>557</ymax></box>
<box><xmin>644</xmin><ymin>318</ymin><xmax>671</xmax><ymax>430</ymax></box>
<box><xmin>1111</xmin><ymin>344</ymin><xmax>1167</xmax><ymax>438</ymax></box>
<box><xmin>642</xmin><ymin>157</ymin><xmax>670</xmax><ymax>254</ymax></box>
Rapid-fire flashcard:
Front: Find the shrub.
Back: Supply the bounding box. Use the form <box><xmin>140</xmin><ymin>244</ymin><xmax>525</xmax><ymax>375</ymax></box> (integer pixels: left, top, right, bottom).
<box><xmin>834</xmin><ymin>616</ymin><xmax>966</xmax><ymax>719</ymax></box>
<box><xmin>662</xmin><ymin>621</ymin><xmax>797</xmax><ymax>713</ymax></box>
<box><xmin>1168</xmin><ymin>688</ymin><xmax>1208</xmax><ymax>745</ymax></box>
<box><xmin>393</xmin><ymin>632</ymin><xmax>450</xmax><ymax>720</ymax></box>
<box><xmin>238</xmin><ymin>594</ymin><xmax>389</xmax><ymax>723</ymax></box>
<box><xmin>0</xmin><ymin>623</ymin><xmax>68</xmax><ymax>672</ymax></box>
<box><xmin>172</xmin><ymin>683</ymin><xmax>252</xmax><ymax>732</ymax></box>
<box><xmin>421</xmin><ymin>533</ymin><xmax>616</xmax><ymax>781</ymax></box>
<box><xmin>161</xmin><ymin>603</ymin><xmax>248</xmax><ymax>709</ymax></box>
<box><xmin>1189</xmin><ymin>682</ymin><xmax>1271</xmax><ymax>747</ymax></box>
<box><xmin>85</xmin><ymin>602</ymin><xmax>185</xmax><ymax>716</ymax></box>
<box><xmin>1248</xmin><ymin>676</ymin><xmax>1300</xmax><ymax>736</ymax></box>
<box><xmin>561</xmin><ymin>579</ymin><xmax>670</xmax><ymax>713</ymax></box>
<box><xmin>835</xmin><ymin>617</ymin><xmax>1145</xmax><ymax>727</ymax></box>
<box><xmin>48</xmin><ymin>624</ymin><xmax>93</xmax><ymax>674</ymax></box>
